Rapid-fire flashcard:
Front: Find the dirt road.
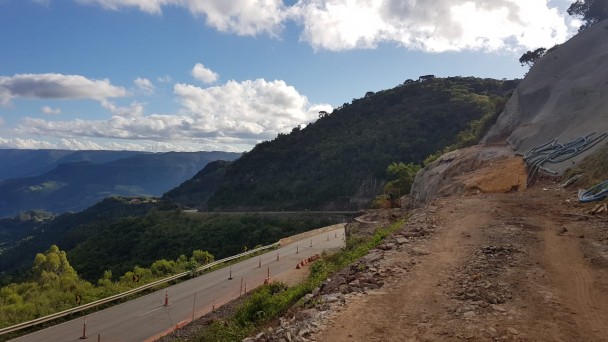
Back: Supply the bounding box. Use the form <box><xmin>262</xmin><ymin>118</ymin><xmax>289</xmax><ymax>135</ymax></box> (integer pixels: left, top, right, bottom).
<box><xmin>317</xmin><ymin>186</ymin><xmax>608</xmax><ymax>341</ymax></box>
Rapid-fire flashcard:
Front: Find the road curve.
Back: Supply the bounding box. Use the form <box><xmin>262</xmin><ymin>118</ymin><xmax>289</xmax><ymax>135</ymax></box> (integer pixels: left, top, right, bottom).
<box><xmin>12</xmin><ymin>225</ymin><xmax>345</xmax><ymax>342</ymax></box>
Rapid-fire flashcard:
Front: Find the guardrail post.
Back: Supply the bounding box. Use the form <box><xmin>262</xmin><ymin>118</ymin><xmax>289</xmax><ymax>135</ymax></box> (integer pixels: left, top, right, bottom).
<box><xmin>164</xmin><ymin>290</ymin><xmax>169</xmax><ymax>307</ymax></box>
<box><xmin>240</xmin><ymin>278</ymin><xmax>243</xmax><ymax>297</ymax></box>
<box><xmin>258</xmin><ymin>257</ymin><xmax>261</xmax><ymax>268</ymax></box>
<box><xmin>335</xmin><ymin>231</ymin><xmax>337</xmax><ymax>238</ymax></box>
<box><xmin>327</xmin><ymin>234</ymin><xmax>329</xmax><ymax>241</ymax></box>
<box><xmin>276</xmin><ymin>251</ymin><xmax>280</xmax><ymax>261</ymax></box>
<box><xmin>212</xmin><ymin>300</ymin><xmax>215</xmax><ymax>312</ymax></box>
<box><xmin>310</xmin><ymin>239</ymin><xmax>313</xmax><ymax>247</ymax></box>
<box><xmin>228</xmin><ymin>266</ymin><xmax>233</xmax><ymax>280</ymax></box>
<box><xmin>79</xmin><ymin>316</ymin><xmax>87</xmax><ymax>339</ymax></box>
<box><xmin>244</xmin><ymin>281</ymin><xmax>247</xmax><ymax>294</ymax></box>
<box><xmin>97</xmin><ymin>333</ymin><xmax>100</xmax><ymax>342</ymax></box>
<box><xmin>296</xmin><ymin>244</ymin><xmax>299</xmax><ymax>254</ymax></box>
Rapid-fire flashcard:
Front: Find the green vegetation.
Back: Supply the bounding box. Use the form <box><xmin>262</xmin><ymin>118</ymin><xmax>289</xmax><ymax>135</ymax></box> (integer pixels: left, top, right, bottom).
<box><xmin>67</xmin><ymin>211</ymin><xmax>337</xmax><ymax>281</ymax></box>
<box><xmin>189</xmin><ymin>219</ymin><xmax>406</xmax><ymax>342</ymax></box>
<box><xmin>177</xmin><ymin>77</ymin><xmax>516</xmax><ymax>212</ymax></box>
<box><xmin>0</xmin><ymin>196</ymin><xmax>340</xmax><ymax>284</ymax></box>
<box><xmin>0</xmin><ymin>245</ymin><xmax>215</xmax><ymax>331</ymax></box>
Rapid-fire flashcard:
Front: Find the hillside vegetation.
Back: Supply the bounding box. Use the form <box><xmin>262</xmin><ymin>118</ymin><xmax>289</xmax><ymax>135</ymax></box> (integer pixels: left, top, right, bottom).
<box><xmin>168</xmin><ymin>76</ymin><xmax>518</xmax><ymax>211</ymax></box>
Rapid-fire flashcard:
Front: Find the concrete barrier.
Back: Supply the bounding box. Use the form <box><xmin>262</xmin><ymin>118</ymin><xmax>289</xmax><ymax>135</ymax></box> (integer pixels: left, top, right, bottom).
<box><xmin>279</xmin><ymin>223</ymin><xmax>345</xmax><ymax>246</ymax></box>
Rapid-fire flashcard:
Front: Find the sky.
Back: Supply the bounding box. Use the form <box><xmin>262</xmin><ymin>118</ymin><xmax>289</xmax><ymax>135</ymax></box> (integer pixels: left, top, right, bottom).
<box><xmin>0</xmin><ymin>0</ymin><xmax>581</xmax><ymax>153</ymax></box>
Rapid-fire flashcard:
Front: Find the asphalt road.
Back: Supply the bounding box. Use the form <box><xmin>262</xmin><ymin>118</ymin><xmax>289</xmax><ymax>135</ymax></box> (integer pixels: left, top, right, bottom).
<box><xmin>12</xmin><ymin>225</ymin><xmax>345</xmax><ymax>342</ymax></box>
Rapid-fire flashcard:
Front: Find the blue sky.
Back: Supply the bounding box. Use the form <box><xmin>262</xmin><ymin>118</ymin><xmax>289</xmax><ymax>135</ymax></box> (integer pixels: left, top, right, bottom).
<box><xmin>0</xmin><ymin>0</ymin><xmax>579</xmax><ymax>152</ymax></box>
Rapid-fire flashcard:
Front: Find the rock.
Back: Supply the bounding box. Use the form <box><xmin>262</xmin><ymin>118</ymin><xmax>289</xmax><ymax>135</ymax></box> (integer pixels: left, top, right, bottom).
<box><xmin>487</xmin><ymin>327</ymin><xmax>498</xmax><ymax>337</ymax></box>
<box><xmin>255</xmin><ymin>332</ymin><xmax>265</xmax><ymax>339</ymax></box>
<box><xmin>322</xmin><ymin>295</ymin><xmax>340</xmax><ymax>303</ymax></box>
<box><xmin>463</xmin><ymin>311</ymin><xmax>476</xmax><ymax>319</ymax></box>
<box><xmin>396</xmin><ymin>237</ymin><xmax>408</xmax><ymax>244</ymax></box>
<box><xmin>491</xmin><ymin>305</ymin><xmax>507</xmax><ymax>312</ymax></box>
<box><xmin>411</xmin><ymin>247</ymin><xmax>430</xmax><ymax>256</ymax></box>
<box><xmin>295</xmin><ymin>309</ymin><xmax>319</xmax><ymax>321</ymax></box>
<box><xmin>338</xmin><ymin>284</ymin><xmax>350</xmax><ymax>294</ymax></box>
<box><xmin>507</xmin><ymin>327</ymin><xmax>519</xmax><ymax>335</ymax></box>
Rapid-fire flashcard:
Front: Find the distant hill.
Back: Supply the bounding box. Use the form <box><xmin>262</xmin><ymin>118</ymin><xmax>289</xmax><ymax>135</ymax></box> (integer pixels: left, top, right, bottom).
<box><xmin>168</xmin><ymin>76</ymin><xmax>518</xmax><ymax>211</ymax></box>
<box><xmin>0</xmin><ymin>149</ymin><xmax>146</xmax><ymax>181</ymax></box>
<box><xmin>0</xmin><ymin>151</ymin><xmax>240</xmax><ymax>217</ymax></box>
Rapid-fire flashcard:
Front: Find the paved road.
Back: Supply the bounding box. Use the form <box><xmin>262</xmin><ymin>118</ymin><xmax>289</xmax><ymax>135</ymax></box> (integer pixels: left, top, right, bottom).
<box><xmin>12</xmin><ymin>226</ymin><xmax>345</xmax><ymax>342</ymax></box>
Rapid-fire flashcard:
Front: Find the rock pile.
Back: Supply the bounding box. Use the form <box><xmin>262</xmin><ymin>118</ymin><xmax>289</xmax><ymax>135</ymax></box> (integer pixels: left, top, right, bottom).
<box><xmin>448</xmin><ymin>244</ymin><xmax>519</xmax><ymax>317</ymax></box>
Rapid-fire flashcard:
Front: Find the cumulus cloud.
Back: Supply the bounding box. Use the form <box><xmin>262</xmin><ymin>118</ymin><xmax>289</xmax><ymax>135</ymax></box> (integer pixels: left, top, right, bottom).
<box><xmin>75</xmin><ymin>0</ymin><xmax>286</xmax><ymax>35</ymax></box>
<box><xmin>191</xmin><ymin>63</ymin><xmax>219</xmax><ymax>84</ymax></box>
<box><xmin>69</xmin><ymin>0</ymin><xmax>572</xmax><ymax>52</ymax></box>
<box><xmin>41</xmin><ymin>106</ymin><xmax>62</xmax><ymax>115</ymax></box>
<box><xmin>174</xmin><ymin>79</ymin><xmax>331</xmax><ymax>136</ymax></box>
<box><xmin>291</xmin><ymin>0</ymin><xmax>570</xmax><ymax>52</ymax></box>
<box><xmin>134</xmin><ymin>77</ymin><xmax>155</xmax><ymax>95</ymax></box>
<box><xmin>0</xmin><ymin>73</ymin><xmax>127</xmax><ymax>105</ymax></box>
<box><xmin>14</xmin><ymin>78</ymin><xmax>332</xmax><ymax>151</ymax></box>
<box><xmin>0</xmin><ymin>137</ymin><xmax>55</xmax><ymax>150</ymax></box>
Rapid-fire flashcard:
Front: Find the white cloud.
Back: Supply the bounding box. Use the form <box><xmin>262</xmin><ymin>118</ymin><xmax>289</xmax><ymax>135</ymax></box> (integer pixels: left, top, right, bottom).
<box><xmin>174</xmin><ymin>79</ymin><xmax>331</xmax><ymax>135</ymax></box>
<box><xmin>291</xmin><ymin>0</ymin><xmax>570</xmax><ymax>52</ymax></box>
<box><xmin>101</xmin><ymin>100</ymin><xmax>145</xmax><ymax>118</ymax></box>
<box><xmin>0</xmin><ymin>116</ymin><xmax>4</xmax><ymax>126</ymax></box>
<box><xmin>191</xmin><ymin>63</ymin><xmax>219</xmax><ymax>84</ymax></box>
<box><xmin>0</xmin><ymin>73</ymin><xmax>127</xmax><ymax>105</ymax></box>
<box><xmin>70</xmin><ymin>0</ymin><xmax>573</xmax><ymax>52</ymax></box>
<box><xmin>0</xmin><ymin>137</ymin><xmax>55</xmax><ymax>149</ymax></box>
<box><xmin>41</xmin><ymin>106</ymin><xmax>62</xmax><ymax>115</ymax></box>
<box><xmin>134</xmin><ymin>77</ymin><xmax>155</xmax><ymax>95</ymax></box>
<box><xmin>14</xmin><ymin>78</ymin><xmax>332</xmax><ymax>151</ymax></box>
<box><xmin>75</xmin><ymin>0</ymin><xmax>286</xmax><ymax>36</ymax></box>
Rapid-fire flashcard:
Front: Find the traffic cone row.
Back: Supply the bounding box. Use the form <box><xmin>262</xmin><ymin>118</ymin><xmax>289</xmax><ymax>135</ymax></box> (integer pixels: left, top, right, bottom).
<box><xmin>295</xmin><ymin>254</ymin><xmax>320</xmax><ymax>269</ymax></box>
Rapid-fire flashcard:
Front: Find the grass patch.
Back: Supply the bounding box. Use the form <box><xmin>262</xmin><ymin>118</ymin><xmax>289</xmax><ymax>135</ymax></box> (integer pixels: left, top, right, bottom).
<box><xmin>187</xmin><ymin>218</ymin><xmax>407</xmax><ymax>342</ymax></box>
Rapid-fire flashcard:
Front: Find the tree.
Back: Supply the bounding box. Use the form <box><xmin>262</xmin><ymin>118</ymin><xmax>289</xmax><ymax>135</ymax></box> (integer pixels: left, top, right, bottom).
<box><xmin>519</xmin><ymin>48</ymin><xmax>547</xmax><ymax>67</ymax></box>
<box><xmin>568</xmin><ymin>0</ymin><xmax>608</xmax><ymax>31</ymax></box>
<box><xmin>384</xmin><ymin>162</ymin><xmax>421</xmax><ymax>196</ymax></box>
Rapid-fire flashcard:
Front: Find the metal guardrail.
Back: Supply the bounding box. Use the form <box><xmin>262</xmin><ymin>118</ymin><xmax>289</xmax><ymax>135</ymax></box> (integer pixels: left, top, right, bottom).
<box><xmin>0</xmin><ymin>242</ymin><xmax>280</xmax><ymax>336</ymax></box>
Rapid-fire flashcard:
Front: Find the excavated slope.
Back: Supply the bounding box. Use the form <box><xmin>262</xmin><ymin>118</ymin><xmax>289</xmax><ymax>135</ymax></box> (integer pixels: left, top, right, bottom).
<box><xmin>411</xmin><ymin>20</ymin><xmax>608</xmax><ymax>206</ymax></box>
<box><xmin>483</xmin><ymin>19</ymin><xmax>608</xmax><ymax>161</ymax></box>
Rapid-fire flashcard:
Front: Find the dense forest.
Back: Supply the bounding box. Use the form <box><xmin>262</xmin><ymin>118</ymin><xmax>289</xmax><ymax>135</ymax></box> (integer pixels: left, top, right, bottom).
<box><xmin>167</xmin><ymin>76</ymin><xmax>518</xmax><ymax>211</ymax></box>
<box><xmin>0</xmin><ymin>195</ymin><xmax>341</xmax><ymax>283</ymax></box>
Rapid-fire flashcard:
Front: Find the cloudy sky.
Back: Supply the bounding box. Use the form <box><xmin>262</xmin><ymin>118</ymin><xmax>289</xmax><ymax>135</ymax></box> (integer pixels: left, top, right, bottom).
<box><xmin>0</xmin><ymin>0</ymin><xmax>580</xmax><ymax>152</ymax></box>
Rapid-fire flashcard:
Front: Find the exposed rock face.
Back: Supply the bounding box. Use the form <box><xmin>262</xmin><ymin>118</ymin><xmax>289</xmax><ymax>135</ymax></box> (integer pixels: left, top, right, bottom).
<box><xmin>410</xmin><ymin>145</ymin><xmax>525</xmax><ymax>207</ymax></box>
<box><xmin>482</xmin><ymin>19</ymin><xmax>608</xmax><ymax>163</ymax></box>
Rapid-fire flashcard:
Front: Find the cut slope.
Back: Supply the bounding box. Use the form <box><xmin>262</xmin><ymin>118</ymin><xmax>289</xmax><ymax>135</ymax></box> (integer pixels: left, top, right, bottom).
<box><xmin>483</xmin><ymin>19</ymin><xmax>608</xmax><ymax>172</ymax></box>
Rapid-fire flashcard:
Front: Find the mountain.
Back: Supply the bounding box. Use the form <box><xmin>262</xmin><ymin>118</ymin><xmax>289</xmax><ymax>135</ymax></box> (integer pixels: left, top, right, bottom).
<box><xmin>167</xmin><ymin>76</ymin><xmax>518</xmax><ymax>212</ymax></box>
<box><xmin>0</xmin><ymin>151</ymin><xmax>240</xmax><ymax>217</ymax></box>
<box><xmin>0</xmin><ymin>149</ymin><xmax>146</xmax><ymax>181</ymax></box>
<box><xmin>163</xmin><ymin>160</ymin><xmax>231</xmax><ymax>210</ymax></box>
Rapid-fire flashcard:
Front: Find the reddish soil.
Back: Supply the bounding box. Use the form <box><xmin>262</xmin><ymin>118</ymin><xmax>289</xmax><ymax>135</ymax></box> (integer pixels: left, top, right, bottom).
<box><xmin>317</xmin><ymin>185</ymin><xmax>608</xmax><ymax>341</ymax></box>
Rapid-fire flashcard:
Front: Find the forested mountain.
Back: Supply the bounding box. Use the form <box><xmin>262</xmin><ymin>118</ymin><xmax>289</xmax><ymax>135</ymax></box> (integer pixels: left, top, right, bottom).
<box><xmin>0</xmin><ymin>151</ymin><xmax>240</xmax><ymax>217</ymax></box>
<box><xmin>169</xmin><ymin>76</ymin><xmax>518</xmax><ymax>211</ymax></box>
<box><xmin>0</xmin><ymin>196</ymin><xmax>340</xmax><ymax>283</ymax></box>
